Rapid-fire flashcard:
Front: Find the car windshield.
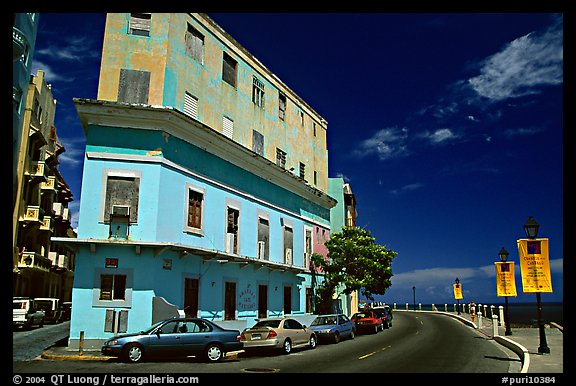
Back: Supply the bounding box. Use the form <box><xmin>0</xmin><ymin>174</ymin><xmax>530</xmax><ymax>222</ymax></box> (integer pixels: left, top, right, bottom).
<box><xmin>353</xmin><ymin>312</ymin><xmax>372</xmax><ymax>319</ymax></box>
<box><xmin>311</xmin><ymin>316</ymin><xmax>337</xmax><ymax>326</ymax></box>
<box><xmin>35</xmin><ymin>300</ymin><xmax>55</xmax><ymax>310</ymax></box>
<box><xmin>253</xmin><ymin>320</ymin><xmax>281</xmax><ymax>328</ymax></box>
<box><xmin>142</xmin><ymin>320</ymin><xmax>168</xmax><ymax>334</ymax></box>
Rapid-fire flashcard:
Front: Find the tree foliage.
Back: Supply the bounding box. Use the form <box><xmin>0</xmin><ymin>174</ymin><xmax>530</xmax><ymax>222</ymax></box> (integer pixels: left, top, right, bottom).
<box><xmin>311</xmin><ymin>226</ymin><xmax>397</xmax><ymax>313</ymax></box>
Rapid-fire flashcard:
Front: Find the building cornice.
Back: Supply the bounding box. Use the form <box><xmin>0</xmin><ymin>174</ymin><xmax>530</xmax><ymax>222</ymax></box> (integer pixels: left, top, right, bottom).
<box><xmin>74</xmin><ymin>98</ymin><xmax>337</xmax><ymax>210</ymax></box>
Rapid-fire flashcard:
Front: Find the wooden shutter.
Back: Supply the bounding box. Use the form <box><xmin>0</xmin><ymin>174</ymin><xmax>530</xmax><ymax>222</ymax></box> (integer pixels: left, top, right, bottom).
<box><xmin>222</xmin><ymin>116</ymin><xmax>234</xmax><ymax>139</ymax></box>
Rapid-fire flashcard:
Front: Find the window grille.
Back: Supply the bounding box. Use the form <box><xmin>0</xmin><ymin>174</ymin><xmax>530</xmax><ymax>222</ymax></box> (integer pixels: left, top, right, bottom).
<box><xmin>252</xmin><ymin>77</ymin><xmax>265</xmax><ymax>108</ymax></box>
<box><xmin>184</xmin><ymin>92</ymin><xmax>198</xmax><ymax>119</ymax></box>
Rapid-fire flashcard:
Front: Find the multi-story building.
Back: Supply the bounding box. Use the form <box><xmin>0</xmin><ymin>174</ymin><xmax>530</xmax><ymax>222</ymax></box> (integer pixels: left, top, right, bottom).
<box><xmin>52</xmin><ymin>13</ymin><xmax>336</xmax><ymax>349</ymax></box>
<box><xmin>13</xmin><ymin>69</ymin><xmax>76</xmax><ymax>301</ymax></box>
<box><xmin>13</xmin><ymin>13</ymin><xmax>39</xmax><ymax>207</ymax></box>
<box><xmin>328</xmin><ymin>178</ymin><xmax>360</xmax><ymax>316</ymax></box>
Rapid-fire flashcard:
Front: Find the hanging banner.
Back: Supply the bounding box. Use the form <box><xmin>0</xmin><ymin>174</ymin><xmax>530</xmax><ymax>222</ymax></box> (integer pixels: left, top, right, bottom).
<box><xmin>517</xmin><ymin>238</ymin><xmax>553</xmax><ymax>293</ymax></box>
<box><xmin>494</xmin><ymin>261</ymin><xmax>517</xmax><ymax>297</ymax></box>
<box><xmin>453</xmin><ymin>283</ymin><xmax>463</xmax><ymax>300</ymax></box>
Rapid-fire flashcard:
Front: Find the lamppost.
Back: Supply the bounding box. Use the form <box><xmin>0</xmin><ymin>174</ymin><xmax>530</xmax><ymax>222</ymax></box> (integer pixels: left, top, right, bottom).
<box><xmin>498</xmin><ymin>247</ymin><xmax>513</xmax><ymax>336</ymax></box>
<box><xmin>524</xmin><ymin>216</ymin><xmax>550</xmax><ymax>354</ymax></box>
<box><xmin>412</xmin><ymin>286</ymin><xmax>416</xmax><ymax>311</ymax></box>
<box><xmin>455</xmin><ymin>278</ymin><xmax>461</xmax><ymax>315</ymax></box>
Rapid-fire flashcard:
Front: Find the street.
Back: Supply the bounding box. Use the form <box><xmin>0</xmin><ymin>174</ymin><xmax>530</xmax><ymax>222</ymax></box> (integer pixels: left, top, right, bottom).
<box><xmin>13</xmin><ymin>312</ymin><xmax>521</xmax><ymax>373</ymax></box>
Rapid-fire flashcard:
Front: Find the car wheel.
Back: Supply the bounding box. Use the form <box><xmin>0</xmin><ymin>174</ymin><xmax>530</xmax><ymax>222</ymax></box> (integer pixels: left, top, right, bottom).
<box><xmin>333</xmin><ymin>332</ymin><xmax>340</xmax><ymax>344</ymax></box>
<box><xmin>124</xmin><ymin>343</ymin><xmax>144</xmax><ymax>363</ymax></box>
<box><xmin>309</xmin><ymin>335</ymin><xmax>317</xmax><ymax>349</ymax></box>
<box><xmin>281</xmin><ymin>339</ymin><xmax>292</xmax><ymax>354</ymax></box>
<box><xmin>205</xmin><ymin>344</ymin><xmax>223</xmax><ymax>362</ymax></box>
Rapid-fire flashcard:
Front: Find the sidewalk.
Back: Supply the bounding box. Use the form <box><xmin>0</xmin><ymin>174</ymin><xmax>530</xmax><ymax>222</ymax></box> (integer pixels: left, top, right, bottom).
<box><xmin>445</xmin><ymin>311</ymin><xmax>563</xmax><ymax>373</ymax></box>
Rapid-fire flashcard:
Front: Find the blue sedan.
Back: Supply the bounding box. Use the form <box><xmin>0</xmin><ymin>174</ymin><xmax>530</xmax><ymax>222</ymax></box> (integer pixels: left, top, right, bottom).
<box><xmin>101</xmin><ymin>317</ymin><xmax>243</xmax><ymax>363</ymax></box>
<box><xmin>309</xmin><ymin>314</ymin><xmax>356</xmax><ymax>343</ymax></box>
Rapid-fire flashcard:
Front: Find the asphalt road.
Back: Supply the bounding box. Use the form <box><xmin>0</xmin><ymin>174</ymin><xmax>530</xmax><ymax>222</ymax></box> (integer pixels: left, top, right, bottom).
<box><xmin>13</xmin><ymin>312</ymin><xmax>520</xmax><ymax>373</ymax></box>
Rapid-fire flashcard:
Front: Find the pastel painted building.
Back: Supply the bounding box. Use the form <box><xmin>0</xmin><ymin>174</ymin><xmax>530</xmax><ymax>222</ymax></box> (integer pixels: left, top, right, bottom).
<box><xmin>53</xmin><ymin>13</ymin><xmax>336</xmax><ymax>349</ymax></box>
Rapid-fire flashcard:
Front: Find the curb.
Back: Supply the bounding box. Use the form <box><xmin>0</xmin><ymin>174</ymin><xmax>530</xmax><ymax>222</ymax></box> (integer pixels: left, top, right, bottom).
<box><xmin>41</xmin><ymin>351</ymin><xmax>113</xmax><ymax>361</ymax></box>
<box><xmin>494</xmin><ymin>336</ymin><xmax>530</xmax><ymax>373</ymax></box>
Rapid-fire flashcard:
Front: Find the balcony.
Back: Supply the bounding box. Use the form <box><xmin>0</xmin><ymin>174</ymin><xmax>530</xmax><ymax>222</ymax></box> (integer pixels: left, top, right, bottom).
<box><xmin>18</xmin><ymin>251</ymin><xmax>51</xmax><ymax>272</ymax></box>
<box><xmin>25</xmin><ymin>160</ymin><xmax>48</xmax><ymax>184</ymax></box>
<box><xmin>20</xmin><ymin>205</ymin><xmax>44</xmax><ymax>224</ymax></box>
<box><xmin>39</xmin><ymin>216</ymin><xmax>54</xmax><ymax>232</ymax></box>
<box><xmin>48</xmin><ymin>252</ymin><xmax>68</xmax><ymax>271</ymax></box>
<box><xmin>13</xmin><ymin>27</ymin><xmax>28</xmax><ymax>61</ymax></box>
<box><xmin>41</xmin><ymin>176</ymin><xmax>57</xmax><ymax>193</ymax></box>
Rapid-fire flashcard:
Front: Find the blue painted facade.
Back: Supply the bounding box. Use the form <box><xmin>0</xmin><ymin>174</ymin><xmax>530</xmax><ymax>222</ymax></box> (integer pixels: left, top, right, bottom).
<box><xmin>58</xmin><ymin>102</ymin><xmax>333</xmax><ymax>348</ymax></box>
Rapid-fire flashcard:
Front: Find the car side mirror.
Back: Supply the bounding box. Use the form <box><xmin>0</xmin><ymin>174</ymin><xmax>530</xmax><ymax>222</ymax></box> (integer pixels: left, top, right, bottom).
<box><xmin>302</xmin><ymin>325</ymin><xmax>307</xmax><ymax>329</ymax></box>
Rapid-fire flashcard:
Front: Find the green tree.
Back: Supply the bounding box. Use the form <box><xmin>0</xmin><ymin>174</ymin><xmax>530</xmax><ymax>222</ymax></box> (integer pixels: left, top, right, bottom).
<box><xmin>311</xmin><ymin>226</ymin><xmax>397</xmax><ymax>314</ymax></box>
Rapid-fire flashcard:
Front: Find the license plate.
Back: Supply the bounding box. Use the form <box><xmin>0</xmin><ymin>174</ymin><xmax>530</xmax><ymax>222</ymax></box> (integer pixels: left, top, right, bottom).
<box><xmin>252</xmin><ymin>334</ymin><xmax>261</xmax><ymax>340</ymax></box>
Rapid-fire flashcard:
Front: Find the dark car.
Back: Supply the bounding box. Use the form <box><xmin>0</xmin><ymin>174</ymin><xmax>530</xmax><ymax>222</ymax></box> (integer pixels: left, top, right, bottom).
<box><xmin>101</xmin><ymin>317</ymin><xmax>243</xmax><ymax>363</ymax></box>
<box><xmin>309</xmin><ymin>313</ymin><xmax>355</xmax><ymax>343</ymax></box>
<box><xmin>372</xmin><ymin>307</ymin><xmax>393</xmax><ymax>329</ymax></box>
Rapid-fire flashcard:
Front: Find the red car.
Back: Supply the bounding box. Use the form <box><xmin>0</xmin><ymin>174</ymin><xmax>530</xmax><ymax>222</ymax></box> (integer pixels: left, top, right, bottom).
<box><xmin>351</xmin><ymin>310</ymin><xmax>383</xmax><ymax>334</ymax></box>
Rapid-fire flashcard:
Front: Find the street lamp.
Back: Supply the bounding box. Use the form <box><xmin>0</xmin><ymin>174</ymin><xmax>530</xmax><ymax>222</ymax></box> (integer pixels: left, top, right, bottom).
<box><xmin>455</xmin><ymin>278</ymin><xmax>461</xmax><ymax>315</ymax></box>
<box><xmin>523</xmin><ymin>216</ymin><xmax>550</xmax><ymax>354</ymax></box>
<box><xmin>412</xmin><ymin>286</ymin><xmax>416</xmax><ymax>311</ymax></box>
<box><xmin>499</xmin><ymin>246</ymin><xmax>513</xmax><ymax>336</ymax></box>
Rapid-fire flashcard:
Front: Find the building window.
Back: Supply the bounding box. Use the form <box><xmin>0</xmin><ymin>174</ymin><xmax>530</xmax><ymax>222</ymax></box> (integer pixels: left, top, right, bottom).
<box><xmin>300</xmin><ymin>110</ymin><xmax>304</xmax><ymax>126</ymax></box>
<box><xmin>222</xmin><ymin>116</ymin><xmax>234</xmax><ymax>139</ymax></box>
<box><xmin>118</xmin><ymin>69</ymin><xmax>150</xmax><ymax>104</ymax></box>
<box><xmin>278</xmin><ymin>93</ymin><xmax>287</xmax><ymax>121</ymax></box>
<box><xmin>226</xmin><ymin>207</ymin><xmax>239</xmax><ymax>254</ymax></box>
<box><xmin>283</xmin><ymin>225</ymin><xmax>293</xmax><ymax>265</ymax></box>
<box><xmin>299</xmin><ymin>162</ymin><xmax>306</xmax><ymax>180</ymax></box>
<box><xmin>313</xmin><ymin>122</ymin><xmax>317</xmax><ymax>137</ymax></box>
<box><xmin>100</xmin><ymin>274</ymin><xmax>127</xmax><ymax>301</ymax></box>
<box><xmin>129</xmin><ymin>13</ymin><xmax>151</xmax><ymax>37</ymax></box>
<box><xmin>314</xmin><ymin>171</ymin><xmax>318</xmax><ymax>186</ymax></box>
<box><xmin>252</xmin><ymin>130</ymin><xmax>264</xmax><ymax>156</ymax></box>
<box><xmin>276</xmin><ymin>148</ymin><xmax>287</xmax><ymax>169</ymax></box>
<box><xmin>185</xmin><ymin>23</ymin><xmax>204</xmax><ymax>63</ymax></box>
<box><xmin>184</xmin><ymin>92</ymin><xmax>198</xmax><ymax>119</ymax></box>
<box><xmin>222</xmin><ymin>52</ymin><xmax>237</xmax><ymax>88</ymax></box>
<box><xmin>257</xmin><ymin>217</ymin><xmax>269</xmax><ymax>260</ymax></box>
<box><xmin>104</xmin><ymin>174</ymin><xmax>140</xmax><ymax>223</ymax></box>
<box><xmin>187</xmin><ymin>188</ymin><xmax>203</xmax><ymax>230</ymax></box>
<box><xmin>252</xmin><ymin>77</ymin><xmax>265</xmax><ymax>108</ymax></box>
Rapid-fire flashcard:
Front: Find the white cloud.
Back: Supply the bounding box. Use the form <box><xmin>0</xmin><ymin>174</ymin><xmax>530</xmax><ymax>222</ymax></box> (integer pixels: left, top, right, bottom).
<box><xmin>354</xmin><ymin>127</ymin><xmax>409</xmax><ymax>161</ymax></box>
<box><xmin>57</xmin><ymin>135</ymin><xmax>85</xmax><ymax>167</ymax></box>
<box><xmin>390</xmin><ymin>183</ymin><xmax>424</xmax><ymax>195</ymax></box>
<box><xmin>468</xmin><ymin>17</ymin><xmax>563</xmax><ymax>101</ymax></box>
<box><xmin>429</xmin><ymin>128</ymin><xmax>457</xmax><ymax>144</ymax></box>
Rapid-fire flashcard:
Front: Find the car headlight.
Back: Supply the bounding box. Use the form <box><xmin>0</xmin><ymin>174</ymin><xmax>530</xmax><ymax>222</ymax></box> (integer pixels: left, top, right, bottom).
<box><xmin>106</xmin><ymin>340</ymin><xmax>118</xmax><ymax>346</ymax></box>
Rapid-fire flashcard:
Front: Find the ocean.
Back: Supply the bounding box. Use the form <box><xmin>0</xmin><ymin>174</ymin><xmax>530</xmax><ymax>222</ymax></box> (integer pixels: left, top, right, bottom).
<box><xmin>392</xmin><ymin>302</ymin><xmax>563</xmax><ymax>326</ymax></box>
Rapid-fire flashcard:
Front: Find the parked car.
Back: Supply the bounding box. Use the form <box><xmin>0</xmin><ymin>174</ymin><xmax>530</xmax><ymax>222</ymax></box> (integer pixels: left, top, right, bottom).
<box><xmin>101</xmin><ymin>317</ymin><xmax>243</xmax><ymax>363</ymax></box>
<box><xmin>61</xmin><ymin>302</ymin><xmax>72</xmax><ymax>321</ymax></box>
<box><xmin>34</xmin><ymin>298</ymin><xmax>63</xmax><ymax>324</ymax></box>
<box><xmin>351</xmin><ymin>310</ymin><xmax>383</xmax><ymax>334</ymax></box>
<box><xmin>13</xmin><ymin>297</ymin><xmax>45</xmax><ymax>330</ymax></box>
<box><xmin>309</xmin><ymin>313</ymin><xmax>355</xmax><ymax>343</ymax></box>
<box><xmin>240</xmin><ymin>317</ymin><xmax>317</xmax><ymax>354</ymax></box>
<box><xmin>372</xmin><ymin>306</ymin><xmax>393</xmax><ymax>329</ymax></box>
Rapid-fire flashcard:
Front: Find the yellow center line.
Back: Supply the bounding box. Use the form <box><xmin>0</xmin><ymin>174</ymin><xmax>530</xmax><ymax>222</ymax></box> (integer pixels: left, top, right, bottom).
<box><xmin>358</xmin><ymin>351</ymin><xmax>377</xmax><ymax>360</ymax></box>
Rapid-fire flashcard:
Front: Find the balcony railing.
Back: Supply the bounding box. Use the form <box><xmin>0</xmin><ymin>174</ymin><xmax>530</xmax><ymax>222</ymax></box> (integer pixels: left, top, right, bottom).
<box><xmin>18</xmin><ymin>251</ymin><xmax>51</xmax><ymax>272</ymax></box>
<box><xmin>39</xmin><ymin>216</ymin><xmax>54</xmax><ymax>232</ymax></box>
<box><xmin>25</xmin><ymin>160</ymin><xmax>48</xmax><ymax>184</ymax></box>
<box><xmin>20</xmin><ymin>205</ymin><xmax>44</xmax><ymax>223</ymax></box>
<box><xmin>12</xmin><ymin>27</ymin><xmax>28</xmax><ymax>60</ymax></box>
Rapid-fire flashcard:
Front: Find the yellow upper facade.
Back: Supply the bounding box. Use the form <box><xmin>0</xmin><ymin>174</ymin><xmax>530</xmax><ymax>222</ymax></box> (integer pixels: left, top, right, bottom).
<box><xmin>97</xmin><ymin>13</ymin><xmax>329</xmax><ymax>193</ymax></box>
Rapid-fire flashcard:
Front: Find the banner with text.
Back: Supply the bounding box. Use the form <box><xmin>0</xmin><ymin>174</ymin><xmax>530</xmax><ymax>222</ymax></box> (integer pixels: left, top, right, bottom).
<box><xmin>453</xmin><ymin>283</ymin><xmax>463</xmax><ymax>300</ymax></box>
<box><xmin>494</xmin><ymin>261</ymin><xmax>517</xmax><ymax>297</ymax></box>
<box><xmin>517</xmin><ymin>238</ymin><xmax>553</xmax><ymax>293</ymax></box>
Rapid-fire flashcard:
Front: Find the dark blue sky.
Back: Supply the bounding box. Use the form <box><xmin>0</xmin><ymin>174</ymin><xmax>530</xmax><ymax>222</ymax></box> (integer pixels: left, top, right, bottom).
<box><xmin>32</xmin><ymin>12</ymin><xmax>564</xmax><ymax>306</ymax></box>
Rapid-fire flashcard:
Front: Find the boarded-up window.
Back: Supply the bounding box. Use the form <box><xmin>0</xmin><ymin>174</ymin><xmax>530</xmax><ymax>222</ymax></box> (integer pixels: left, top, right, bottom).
<box><xmin>252</xmin><ymin>77</ymin><xmax>265</xmax><ymax>108</ymax></box>
<box><xmin>252</xmin><ymin>130</ymin><xmax>264</xmax><ymax>156</ymax></box>
<box><xmin>276</xmin><ymin>148</ymin><xmax>287</xmax><ymax>169</ymax></box>
<box><xmin>184</xmin><ymin>92</ymin><xmax>198</xmax><ymax>119</ymax></box>
<box><xmin>257</xmin><ymin>217</ymin><xmax>269</xmax><ymax>260</ymax></box>
<box><xmin>222</xmin><ymin>116</ymin><xmax>234</xmax><ymax>139</ymax></box>
<box><xmin>100</xmin><ymin>274</ymin><xmax>127</xmax><ymax>301</ymax></box>
<box><xmin>278</xmin><ymin>93</ymin><xmax>286</xmax><ymax>121</ymax></box>
<box><xmin>222</xmin><ymin>52</ymin><xmax>237</xmax><ymax>87</ymax></box>
<box><xmin>129</xmin><ymin>13</ymin><xmax>151</xmax><ymax>37</ymax></box>
<box><xmin>187</xmin><ymin>189</ymin><xmax>203</xmax><ymax>229</ymax></box>
<box><xmin>104</xmin><ymin>175</ymin><xmax>140</xmax><ymax>223</ymax></box>
<box><xmin>118</xmin><ymin>69</ymin><xmax>150</xmax><ymax>104</ymax></box>
<box><xmin>185</xmin><ymin>23</ymin><xmax>204</xmax><ymax>63</ymax></box>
